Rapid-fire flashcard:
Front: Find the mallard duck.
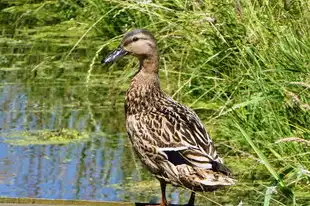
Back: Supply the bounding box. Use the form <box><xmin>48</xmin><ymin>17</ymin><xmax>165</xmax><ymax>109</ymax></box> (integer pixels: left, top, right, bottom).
<box><xmin>104</xmin><ymin>29</ymin><xmax>235</xmax><ymax>206</ymax></box>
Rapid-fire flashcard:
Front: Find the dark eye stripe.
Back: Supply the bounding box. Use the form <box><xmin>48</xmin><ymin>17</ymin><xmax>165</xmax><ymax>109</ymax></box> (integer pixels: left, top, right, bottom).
<box><xmin>123</xmin><ymin>37</ymin><xmax>148</xmax><ymax>46</ymax></box>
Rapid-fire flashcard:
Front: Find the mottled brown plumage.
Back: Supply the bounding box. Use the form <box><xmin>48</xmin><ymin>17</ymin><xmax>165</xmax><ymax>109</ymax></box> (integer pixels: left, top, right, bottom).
<box><xmin>104</xmin><ymin>29</ymin><xmax>235</xmax><ymax>206</ymax></box>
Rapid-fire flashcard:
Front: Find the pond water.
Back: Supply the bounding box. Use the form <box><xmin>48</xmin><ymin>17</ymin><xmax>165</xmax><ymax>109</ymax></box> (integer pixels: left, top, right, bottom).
<box><xmin>0</xmin><ymin>71</ymin><xmax>125</xmax><ymax>200</ymax></box>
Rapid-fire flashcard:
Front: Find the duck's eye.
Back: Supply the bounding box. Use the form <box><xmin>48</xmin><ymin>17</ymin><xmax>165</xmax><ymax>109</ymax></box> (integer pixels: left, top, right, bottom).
<box><xmin>132</xmin><ymin>37</ymin><xmax>139</xmax><ymax>42</ymax></box>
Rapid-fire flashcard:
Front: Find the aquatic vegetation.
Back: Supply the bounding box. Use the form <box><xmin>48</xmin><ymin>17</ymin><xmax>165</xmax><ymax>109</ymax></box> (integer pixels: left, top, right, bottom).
<box><xmin>3</xmin><ymin>128</ymin><xmax>89</xmax><ymax>145</ymax></box>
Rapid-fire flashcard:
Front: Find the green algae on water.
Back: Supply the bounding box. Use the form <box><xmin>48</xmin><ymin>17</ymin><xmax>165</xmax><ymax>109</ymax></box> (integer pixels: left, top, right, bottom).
<box><xmin>3</xmin><ymin>128</ymin><xmax>89</xmax><ymax>145</ymax></box>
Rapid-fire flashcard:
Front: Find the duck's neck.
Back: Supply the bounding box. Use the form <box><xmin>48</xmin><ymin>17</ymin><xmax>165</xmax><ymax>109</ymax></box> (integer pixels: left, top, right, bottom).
<box><xmin>131</xmin><ymin>54</ymin><xmax>160</xmax><ymax>89</ymax></box>
<box><xmin>139</xmin><ymin>53</ymin><xmax>159</xmax><ymax>74</ymax></box>
<box><xmin>126</xmin><ymin>55</ymin><xmax>162</xmax><ymax>115</ymax></box>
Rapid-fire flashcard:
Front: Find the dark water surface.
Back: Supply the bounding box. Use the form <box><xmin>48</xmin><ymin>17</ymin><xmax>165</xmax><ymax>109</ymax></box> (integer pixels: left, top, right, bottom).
<box><xmin>0</xmin><ymin>81</ymin><xmax>126</xmax><ymax>200</ymax></box>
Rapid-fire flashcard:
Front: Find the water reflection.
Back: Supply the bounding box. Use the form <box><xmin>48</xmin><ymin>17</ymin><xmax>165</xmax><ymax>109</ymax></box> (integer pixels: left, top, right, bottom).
<box><xmin>0</xmin><ymin>79</ymin><xmax>130</xmax><ymax>199</ymax></box>
<box><xmin>0</xmin><ymin>134</ymin><xmax>129</xmax><ymax>200</ymax></box>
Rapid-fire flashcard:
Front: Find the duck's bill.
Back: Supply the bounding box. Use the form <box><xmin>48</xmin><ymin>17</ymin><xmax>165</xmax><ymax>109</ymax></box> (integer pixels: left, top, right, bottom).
<box><xmin>103</xmin><ymin>47</ymin><xmax>128</xmax><ymax>64</ymax></box>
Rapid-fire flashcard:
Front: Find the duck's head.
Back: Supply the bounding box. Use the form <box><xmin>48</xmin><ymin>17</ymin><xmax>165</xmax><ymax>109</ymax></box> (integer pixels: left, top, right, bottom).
<box><xmin>103</xmin><ymin>29</ymin><xmax>157</xmax><ymax>64</ymax></box>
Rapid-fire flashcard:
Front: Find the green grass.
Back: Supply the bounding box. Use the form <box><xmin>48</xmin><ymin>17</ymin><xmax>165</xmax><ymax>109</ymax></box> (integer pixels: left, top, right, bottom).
<box><xmin>1</xmin><ymin>0</ymin><xmax>310</xmax><ymax>205</ymax></box>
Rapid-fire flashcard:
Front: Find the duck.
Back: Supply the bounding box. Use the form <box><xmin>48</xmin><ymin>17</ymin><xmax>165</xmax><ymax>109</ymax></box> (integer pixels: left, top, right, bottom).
<box><xmin>104</xmin><ymin>29</ymin><xmax>235</xmax><ymax>206</ymax></box>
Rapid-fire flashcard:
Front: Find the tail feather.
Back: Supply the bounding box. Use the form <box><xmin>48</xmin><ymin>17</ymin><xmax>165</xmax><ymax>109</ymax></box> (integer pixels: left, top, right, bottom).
<box><xmin>199</xmin><ymin>172</ymin><xmax>236</xmax><ymax>186</ymax></box>
<box><xmin>174</xmin><ymin>164</ymin><xmax>235</xmax><ymax>191</ymax></box>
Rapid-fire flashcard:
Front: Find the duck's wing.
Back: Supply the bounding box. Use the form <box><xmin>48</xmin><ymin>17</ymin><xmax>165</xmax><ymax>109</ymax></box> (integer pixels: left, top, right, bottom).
<box><xmin>143</xmin><ymin>97</ymin><xmax>231</xmax><ymax>176</ymax></box>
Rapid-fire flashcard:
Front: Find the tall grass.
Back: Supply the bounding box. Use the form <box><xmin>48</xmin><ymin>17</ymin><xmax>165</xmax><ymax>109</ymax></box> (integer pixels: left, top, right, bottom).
<box><xmin>1</xmin><ymin>0</ymin><xmax>309</xmax><ymax>205</ymax></box>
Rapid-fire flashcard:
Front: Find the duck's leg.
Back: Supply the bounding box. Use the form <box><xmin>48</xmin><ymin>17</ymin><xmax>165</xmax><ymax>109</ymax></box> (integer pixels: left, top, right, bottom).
<box><xmin>160</xmin><ymin>181</ymin><xmax>168</xmax><ymax>206</ymax></box>
<box><xmin>187</xmin><ymin>192</ymin><xmax>195</xmax><ymax>206</ymax></box>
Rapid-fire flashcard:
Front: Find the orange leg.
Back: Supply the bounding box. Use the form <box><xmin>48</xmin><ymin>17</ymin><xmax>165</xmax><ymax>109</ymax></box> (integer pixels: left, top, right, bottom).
<box><xmin>160</xmin><ymin>181</ymin><xmax>168</xmax><ymax>206</ymax></box>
